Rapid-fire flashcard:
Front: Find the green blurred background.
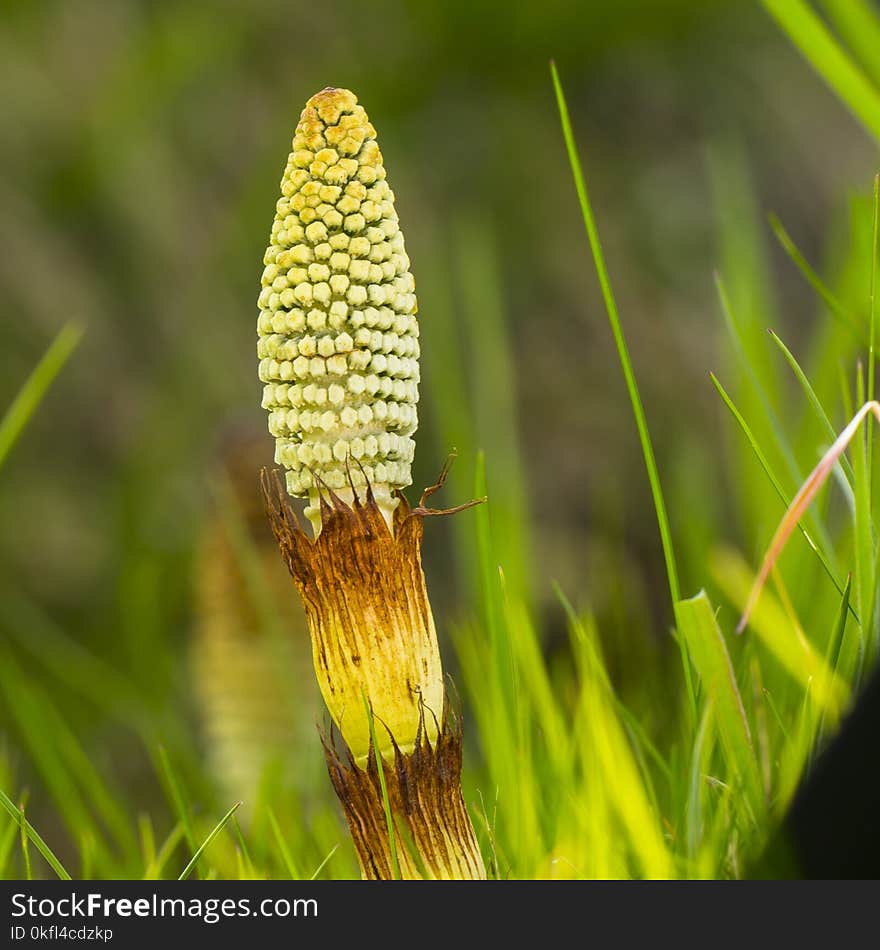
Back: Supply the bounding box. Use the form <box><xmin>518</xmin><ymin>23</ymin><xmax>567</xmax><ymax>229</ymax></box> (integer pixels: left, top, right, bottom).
<box><xmin>1</xmin><ymin>0</ymin><xmax>878</xmax><ymax>876</ymax></box>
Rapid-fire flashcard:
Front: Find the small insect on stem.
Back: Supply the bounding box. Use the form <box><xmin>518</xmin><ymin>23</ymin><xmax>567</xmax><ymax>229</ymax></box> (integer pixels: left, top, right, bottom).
<box><xmin>738</xmin><ymin>400</ymin><xmax>880</xmax><ymax>633</ymax></box>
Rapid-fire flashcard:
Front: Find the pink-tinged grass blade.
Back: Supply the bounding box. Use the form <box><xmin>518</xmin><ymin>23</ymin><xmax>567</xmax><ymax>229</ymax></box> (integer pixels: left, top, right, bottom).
<box><xmin>738</xmin><ymin>400</ymin><xmax>880</xmax><ymax>633</ymax></box>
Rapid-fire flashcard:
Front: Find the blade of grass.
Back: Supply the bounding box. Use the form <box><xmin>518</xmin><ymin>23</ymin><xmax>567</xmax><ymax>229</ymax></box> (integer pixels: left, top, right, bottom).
<box><xmin>851</xmin><ymin>364</ymin><xmax>874</xmax><ymax>669</ymax></box>
<box><xmin>155</xmin><ymin>746</ymin><xmax>198</xmax><ymax>869</ymax></box>
<box><xmin>0</xmin><ymin>585</ymin><xmax>149</xmax><ymax>714</ymax></box>
<box><xmin>675</xmin><ymin>592</ymin><xmax>762</xmax><ymax>823</ymax></box>
<box><xmin>142</xmin><ymin>821</ymin><xmax>185</xmax><ymax>880</ymax></box>
<box><xmin>19</xmin><ymin>798</ymin><xmax>32</xmax><ymax>881</ymax></box>
<box><xmin>138</xmin><ymin>813</ymin><xmax>156</xmax><ymax>871</ymax></box>
<box><xmin>231</xmin><ymin>816</ymin><xmax>254</xmax><ymax>878</ymax></box>
<box><xmin>860</xmin><ymin>176</ymin><xmax>880</xmax><ymax>669</ymax></box>
<box><xmin>309</xmin><ymin>843</ymin><xmax>339</xmax><ymax>880</ymax></box>
<box><xmin>474</xmin><ymin>453</ymin><xmax>517</xmax><ymax>720</ymax></box>
<box><xmin>817</xmin><ymin>575</ymin><xmax>854</xmax><ymax>745</ymax></box>
<box><xmin>825</xmin><ymin>573</ymin><xmax>853</xmax><ymax>677</ymax></box>
<box><xmin>0</xmin><ymin>648</ymin><xmax>136</xmax><ymax>858</ymax></box>
<box><xmin>0</xmin><ymin>651</ymin><xmax>117</xmax><ymax>865</ymax></box>
<box><xmin>551</xmin><ymin>61</ymin><xmax>695</xmax><ymax>721</ymax></box>
<box><xmin>554</xmin><ymin>583</ymin><xmax>672</xmax><ymax>788</ymax></box>
<box><xmin>710</xmin><ymin>547</ymin><xmax>849</xmax><ymax>716</ymax></box>
<box><xmin>768</xmin><ymin>213</ymin><xmax>864</xmax><ymax>341</ymax></box>
<box><xmin>417</xmin><ymin>237</ymin><xmax>480</xmax><ymax>600</ymax></box>
<box><xmin>869</xmin><ymin>177</ymin><xmax>880</xmax><ymax>515</ymax></box>
<box><xmin>469</xmin><ymin>455</ymin><xmax>545</xmax><ymax>874</ymax></box>
<box><xmin>685</xmin><ymin>705</ymin><xmax>715</xmax><ymax>866</ymax></box>
<box><xmin>736</xmin><ymin>400</ymin><xmax>880</xmax><ymax>632</ymax></box>
<box><xmin>455</xmin><ymin>216</ymin><xmax>532</xmax><ymax>605</ymax></box>
<box><xmin>0</xmin><ymin>813</ymin><xmax>18</xmax><ymax>876</ymax></box>
<box><xmin>777</xmin><ymin>688</ymin><xmax>818</xmax><ymax>811</ymax></box>
<box><xmin>395</xmin><ymin>822</ymin><xmax>433</xmax><ymax>881</ymax></box>
<box><xmin>266</xmin><ymin>806</ymin><xmax>301</xmax><ymax>880</ymax></box>
<box><xmin>363</xmin><ymin>695</ymin><xmax>400</xmax><ymax>880</ymax></box>
<box><xmin>748</xmin><ymin>657</ymin><xmax>772</xmax><ymax>800</ymax></box>
<box><xmin>820</xmin><ymin>0</ymin><xmax>880</xmax><ymax>88</ymax></box>
<box><xmin>474</xmin><ymin>789</ymin><xmax>500</xmax><ymax>880</ymax></box>
<box><xmin>769</xmin><ymin>329</ymin><xmax>855</xmax><ymax>485</ymax></box>
<box><xmin>570</xmin><ymin>615</ymin><xmax>674</xmax><ymax>879</ymax></box>
<box><xmin>178</xmin><ymin>801</ymin><xmax>242</xmax><ymax>881</ymax></box>
<box><xmin>761</xmin><ymin>0</ymin><xmax>880</xmax><ymax>144</ymax></box>
<box><xmin>0</xmin><ymin>787</ymin><xmax>71</xmax><ymax>880</ymax></box>
<box><xmin>80</xmin><ymin>830</ymin><xmax>96</xmax><ymax>880</ymax></box>
<box><xmin>710</xmin><ymin>372</ymin><xmax>854</xmax><ymax>619</ymax></box>
<box><xmin>716</xmin><ymin>274</ymin><xmax>840</xmax><ymax>563</ymax></box>
<box><xmin>0</xmin><ymin>322</ymin><xmax>83</xmax><ymax>471</ymax></box>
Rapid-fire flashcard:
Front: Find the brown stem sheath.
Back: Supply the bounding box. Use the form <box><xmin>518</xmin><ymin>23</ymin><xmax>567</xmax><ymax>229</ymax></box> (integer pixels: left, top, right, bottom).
<box><xmin>262</xmin><ymin>468</ymin><xmax>486</xmax><ymax>879</ymax></box>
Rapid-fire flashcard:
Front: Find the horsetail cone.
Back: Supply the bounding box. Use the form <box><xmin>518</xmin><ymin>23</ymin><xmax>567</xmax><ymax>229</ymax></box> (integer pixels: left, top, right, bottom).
<box><xmin>257</xmin><ymin>88</ymin><xmax>485</xmax><ymax>879</ymax></box>
<box><xmin>258</xmin><ymin>86</ymin><xmax>419</xmax><ymax>535</ymax></box>
<box><xmin>258</xmin><ymin>88</ymin><xmax>441</xmax><ymax>766</ymax></box>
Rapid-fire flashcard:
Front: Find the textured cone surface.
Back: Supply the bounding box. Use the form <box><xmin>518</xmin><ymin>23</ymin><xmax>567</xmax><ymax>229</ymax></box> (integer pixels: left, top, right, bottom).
<box><xmin>257</xmin><ymin>87</ymin><xmax>419</xmax><ymax>506</ymax></box>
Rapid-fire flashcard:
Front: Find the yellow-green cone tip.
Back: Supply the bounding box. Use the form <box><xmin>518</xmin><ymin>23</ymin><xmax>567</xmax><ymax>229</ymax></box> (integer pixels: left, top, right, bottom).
<box><xmin>257</xmin><ymin>87</ymin><xmax>419</xmax><ymax>532</ymax></box>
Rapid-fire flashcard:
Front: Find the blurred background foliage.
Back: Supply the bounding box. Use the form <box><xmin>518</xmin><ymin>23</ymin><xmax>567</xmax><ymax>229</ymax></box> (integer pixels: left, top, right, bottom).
<box><xmin>1</xmin><ymin>0</ymin><xmax>878</xmax><ymax>877</ymax></box>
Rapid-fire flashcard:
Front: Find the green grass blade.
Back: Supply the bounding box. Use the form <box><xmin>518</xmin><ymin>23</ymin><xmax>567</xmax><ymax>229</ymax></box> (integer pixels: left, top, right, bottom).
<box><xmin>455</xmin><ymin>217</ymin><xmax>532</xmax><ymax>605</ymax></box>
<box><xmin>825</xmin><ymin>573</ymin><xmax>852</xmax><ymax>675</ymax></box>
<box><xmin>0</xmin><ymin>586</ymin><xmax>149</xmax><ymax>714</ymax></box>
<box><xmin>0</xmin><ymin>651</ymin><xmax>118</xmax><ymax>864</ymax></box>
<box><xmin>309</xmin><ymin>843</ymin><xmax>339</xmax><ymax>881</ymax></box>
<box><xmin>710</xmin><ymin>372</ymin><xmax>853</xmax><ymax>617</ymax></box>
<box><xmin>819</xmin><ymin>0</ymin><xmax>880</xmax><ymax>89</ymax></box>
<box><xmin>266</xmin><ymin>806</ymin><xmax>301</xmax><ymax>879</ymax></box>
<box><xmin>851</xmin><ymin>361</ymin><xmax>875</xmax><ymax>655</ymax></box>
<box><xmin>551</xmin><ymin>62</ymin><xmax>695</xmax><ymax>719</ymax></box>
<box><xmin>768</xmin><ymin>329</ymin><xmax>855</xmax><ymax>485</ymax></box>
<box><xmin>569</xmin><ymin>614</ymin><xmax>675</xmax><ymax>879</ymax></box>
<box><xmin>155</xmin><ymin>746</ymin><xmax>198</xmax><ymax>864</ymax></box>
<box><xmin>554</xmin><ymin>583</ymin><xmax>672</xmax><ymax>789</ymax></box>
<box><xmin>19</xmin><ymin>799</ymin><xmax>32</xmax><ymax>881</ymax></box>
<box><xmin>395</xmin><ymin>822</ymin><xmax>433</xmax><ymax>881</ymax></box>
<box><xmin>137</xmin><ymin>814</ymin><xmax>156</xmax><ymax>870</ymax></box>
<box><xmin>715</xmin><ymin>274</ymin><xmax>838</xmax><ymax>542</ymax></box>
<box><xmin>844</xmin><ymin>178</ymin><xmax>880</xmax><ymax>674</ymax></box>
<box><xmin>231</xmin><ymin>816</ymin><xmax>253</xmax><ymax>878</ymax></box>
<box><xmin>761</xmin><ymin>0</ymin><xmax>880</xmax><ymax>143</ymax></box>
<box><xmin>0</xmin><ymin>787</ymin><xmax>72</xmax><ymax>880</ymax></box>
<box><xmin>0</xmin><ymin>648</ymin><xmax>136</xmax><ymax>859</ymax></box>
<box><xmin>178</xmin><ymin>801</ymin><xmax>242</xmax><ymax>881</ymax></box>
<box><xmin>474</xmin><ymin>452</ymin><xmax>519</xmax><ymax>726</ymax></box>
<box><xmin>363</xmin><ymin>695</ymin><xmax>400</xmax><ymax>880</ymax></box>
<box><xmin>710</xmin><ymin>547</ymin><xmax>849</xmax><ymax>716</ymax></box>
<box><xmin>0</xmin><ymin>323</ymin><xmax>83</xmax><ymax>470</ymax></box>
<box><xmin>142</xmin><ymin>821</ymin><xmax>185</xmax><ymax>880</ymax></box>
<box><xmin>817</xmin><ymin>575</ymin><xmax>854</xmax><ymax>746</ymax></box>
<box><xmin>768</xmin><ymin>213</ymin><xmax>864</xmax><ymax>341</ymax></box>
<box><xmin>685</xmin><ymin>705</ymin><xmax>715</xmax><ymax>866</ymax></box>
<box><xmin>866</xmin><ymin>176</ymin><xmax>878</xmax><ymax>533</ymax></box>
<box><xmin>674</xmin><ymin>592</ymin><xmax>762</xmax><ymax>822</ymax></box>
<box><xmin>0</xmin><ymin>814</ymin><xmax>18</xmax><ymax>876</ymax></box>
